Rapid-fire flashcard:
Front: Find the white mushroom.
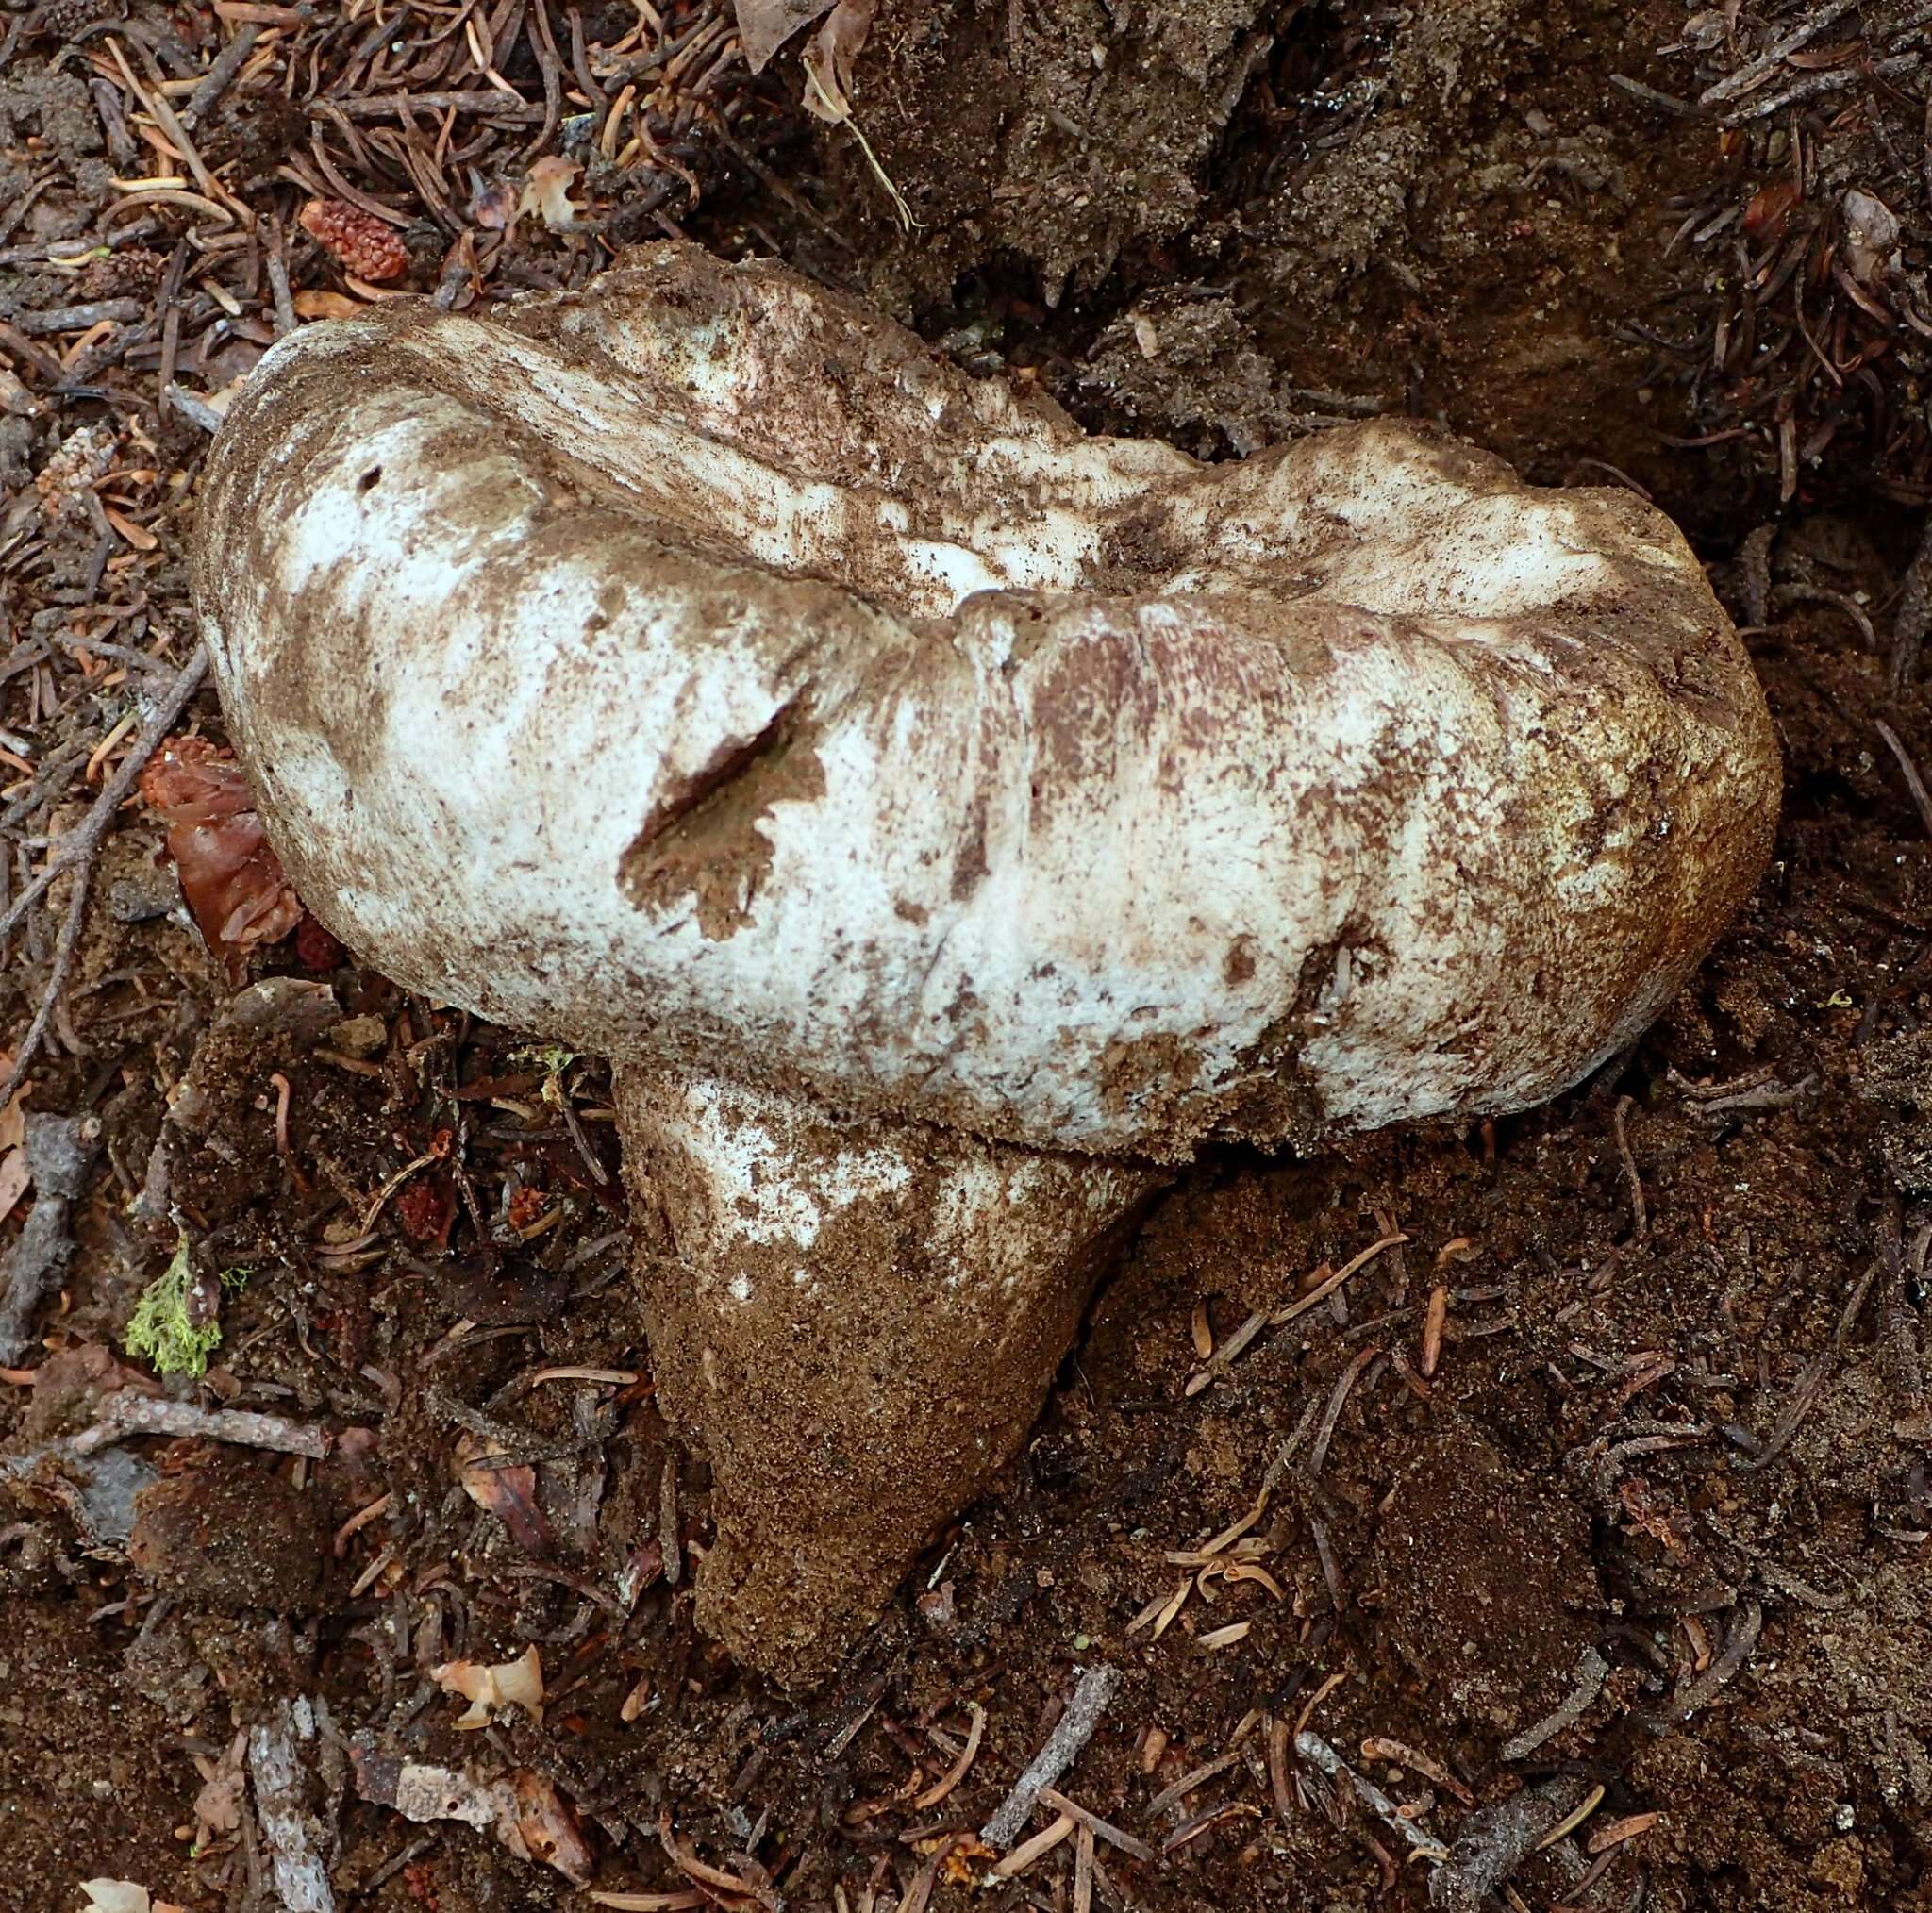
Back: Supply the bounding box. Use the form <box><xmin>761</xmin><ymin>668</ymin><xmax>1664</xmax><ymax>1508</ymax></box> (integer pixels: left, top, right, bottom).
<box><xmin>191</xmin><ymin>241</ymin><xmax>1779</xmax><ymax>1683</ymax></box>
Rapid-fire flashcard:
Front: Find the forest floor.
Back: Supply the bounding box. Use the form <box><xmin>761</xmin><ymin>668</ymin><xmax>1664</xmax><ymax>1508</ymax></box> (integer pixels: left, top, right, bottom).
<box><xmin>4</xmin><ymin>2</ymin><xmax>1932</xmax><ymax>1910</ymax></box>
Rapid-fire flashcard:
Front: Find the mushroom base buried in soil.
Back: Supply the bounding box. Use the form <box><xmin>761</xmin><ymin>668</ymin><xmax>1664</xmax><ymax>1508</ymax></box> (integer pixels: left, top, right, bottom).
<box><xmin>614</xmin><ymin>1064</ymin><xmax>1165</xmax><ymax>1686</ymax></box>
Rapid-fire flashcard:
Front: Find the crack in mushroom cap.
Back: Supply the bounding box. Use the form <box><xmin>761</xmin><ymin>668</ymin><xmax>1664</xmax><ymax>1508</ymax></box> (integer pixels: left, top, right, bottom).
<box><xmin>192</xmin><ymin>241</ymin><xmax>1780</xmax><ymax>1162</ymax></box>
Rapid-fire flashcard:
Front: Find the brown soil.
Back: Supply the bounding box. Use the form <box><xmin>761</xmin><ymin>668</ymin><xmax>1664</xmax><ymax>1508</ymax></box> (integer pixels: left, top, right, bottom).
<box><xmin>3</xmin><ymin>3</ymin><xmax>1931</xmax><ymax>1912</ymax></box>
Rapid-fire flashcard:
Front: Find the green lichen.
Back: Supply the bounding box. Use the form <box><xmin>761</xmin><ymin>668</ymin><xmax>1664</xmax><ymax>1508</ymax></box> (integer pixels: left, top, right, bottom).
<box><xmin>511</xmin><ymin>1041</ymin><xmax>578</xmax><ymax>1075</ymax></box>
<box><xmin>123</xmin><ymin>1237</ymin><xmax>243</xmax><ymax>1378</ymax></box>
<box><xmin>511</xmin><ymin>1040</ymin><xmax>579</xmax><ymax>1106</ymax></box>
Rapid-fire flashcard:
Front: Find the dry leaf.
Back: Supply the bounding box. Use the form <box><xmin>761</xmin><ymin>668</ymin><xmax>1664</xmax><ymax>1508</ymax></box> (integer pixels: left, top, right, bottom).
<box><xmin>353</xmin><ymin>1739</ymin><xmax>591</xmax><ymax>1884</ymax></box>
<box><xmin>468</xmin><ymin>169</ymin><xmax>520</xmax><ymax>231</ymax></box>
<box><xmin>192</xmin><ymin>1731</ymin><xmax>248</xmax><ymax>1850</ymax></box>
<box><xmin>140</xmin><ymin>737</ymin><xmax>304</xmax><ymax>979</ymax></box>
<box><xmin>455</xmin><ymin>1429</ymin><xmax>551</xmax><ymax>1552</ymax></box>
<box><xmin>1741</xmin><ymin>178</ymin><xmax>1801</xmax><ymax>247</ymax></box>
<box><xmin>801</xmin><ymin>0</ymin><xmax>873</xmax><ymax>121</ymax></box>
<box><xmin>77</xmin><ymin>1887</ymin><xmax>152</xmax><ymax>1913</ymax></box>
<box><xmin>292</xmin><ymin>290</ymin><xmax>363</xmax><ymax>321</ymax></box>
<box><xmin>518</xmin><ymin>157</ymin><xmax>582</xmax><ymax>232</ymax></box>
<box><xmin>101</xmin><ymin>505</ymin><xmax>158</xmax><ymax>551</ymax></box>
<box><xmin>0</xmin><ymin>1148</ymin><xmax>28</xmax><ymax>1231</ymax></box>
<box><xmin>732</xmin><ymin>0</ymin><xmax>838</xmax><ymax>73</ymax></box>
<box><xmin>432</xmin><ymin>1645</ymin><xmax>546</xmax><ymax>1729</ymax></box>
<box><xmin>512</xmin><ymin>1769</ymin><xmax>593</xmax><ymax>1885</ymax></box>
<box><xmin>0</xmin><ymin>1065</ymin><xmax>25</xmax><ymax>1152</ymax></box>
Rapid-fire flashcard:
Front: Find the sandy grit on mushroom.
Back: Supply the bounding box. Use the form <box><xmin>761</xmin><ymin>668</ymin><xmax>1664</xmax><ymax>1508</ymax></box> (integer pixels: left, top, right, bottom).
<box><xmin>190</xmin><ymin>240</ymin><xmax>1779</xmax><ymax>1684</ymax></box>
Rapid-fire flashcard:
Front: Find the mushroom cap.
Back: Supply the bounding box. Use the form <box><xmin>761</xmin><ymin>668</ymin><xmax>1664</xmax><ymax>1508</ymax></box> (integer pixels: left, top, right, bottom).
<box><xmin>192</xmin><ymin>241</ymin><xmax>1779</xmax><ymax>1161</ymax></box>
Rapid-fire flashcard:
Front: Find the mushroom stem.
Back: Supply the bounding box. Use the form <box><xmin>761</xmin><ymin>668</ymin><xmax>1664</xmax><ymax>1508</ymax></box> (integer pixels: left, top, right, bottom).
<box><xmin>613</xmin><ymin>1065</ymin><xmax>1164</xmax><ymax>1684</ymax></box>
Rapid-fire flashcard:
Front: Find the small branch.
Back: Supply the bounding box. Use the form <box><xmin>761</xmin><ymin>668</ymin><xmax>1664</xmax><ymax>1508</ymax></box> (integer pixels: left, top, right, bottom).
<box><xmin>79</xmin><ymin>1392</ymin><xmax>340</xmax><ymax>1458</ymax></box>
<box><xmin>0</xmin><ymin>644</ymin><xmax>208</xmax><ymax>1109</ymax></box>
<box><xmin>982</xmin><ymin>1664</ymin><xmax>1122</xmax><ymax>1847</ymax></box>
<box><xmin>1499</xmin><ymin>1646</ymin><xmax>1609</xmax><ymax>1761</ymax></box>
<box><xmin>1660</xmin><ymin>1598</ymin><xmax>1763</xmax><ymax>1722</ymax></box>
<box><xmin>164</xmin><ymin>382</ymin><xmax>227</xmax><ymax>433</ymax></box>
<box><xmin>0</xmin><ymin>1114</ymin><xmax>99</xmax><ymax>1363</ymax></box>
<box><xmin>182</xmin><ymin>23</ymin><xmax>260</xmax><ymax>126</ymax></box>
<box><xmin>1295</xmin><ymin>1731</ymin><xmax>1448</xmax><ymax>1859</ymax></box>
<box><xmin>1875</xmin><ymin>718</ymin><xmax>1932</xmax><ymax>842</ymax></box>
<box><xmin>1724</xmin><ymin>52</ymin><xmax>1919</xmax><ymax>125</ymax></box>
<box><xmin>248</xmin><ymin>1699</ymin><xmax>339</xmax><ymax>1913</ymax></box>
<box><xmin>1612</xmin><ymin>1094</ymin><xmax>1647</xmax><ymax>1240</ymax></box>
<box><xmin>1429</xmin><ymin>1774</ymin><xmax>1591</xmax><ymax>1913</ymax></box>
<box><xmin>1891</xmin><ymin>520</ymin><xmax>1932</xmax><ymax>672</ymax></box>
<box><xmin>1699</xmin><ymin>0</ymin><xmax>1860</xmax><ymax>107</ymax></box>
<box><xmin>16</xmin><ymin>298</ymin><xmax>147</xmax><ymax>335</ymax></box>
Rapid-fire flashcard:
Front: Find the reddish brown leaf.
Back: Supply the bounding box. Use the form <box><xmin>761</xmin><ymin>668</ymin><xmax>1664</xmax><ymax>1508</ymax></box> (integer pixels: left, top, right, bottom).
<box><xmin>456</xmin><ymin>1430</ymin><xmax>550</xmax><ymax>1553</ymax></box>
<box><xmin>141</xmin><ymin>738</ymin><xmax>303</xmax><ymax>978</ymax></box>
<box><xmin>1742</xmin><ymin>179</ymin><xmax>1801</xmax><ymax>247</ymax></box>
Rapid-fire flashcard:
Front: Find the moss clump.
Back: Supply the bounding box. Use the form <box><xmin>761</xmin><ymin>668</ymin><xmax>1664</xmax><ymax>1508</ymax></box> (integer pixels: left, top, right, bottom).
<box><xmin>124</xmin><ymin>1238</ymin><xmax>243</xmax><ymax>1378</ymax></box>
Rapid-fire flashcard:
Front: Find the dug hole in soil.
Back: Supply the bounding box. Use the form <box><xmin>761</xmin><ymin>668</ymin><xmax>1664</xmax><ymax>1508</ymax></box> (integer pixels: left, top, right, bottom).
<box><xmin>3</xmin><ymin>0</ymin><xmax>1931</xmax><ymax>1909</ymax></box>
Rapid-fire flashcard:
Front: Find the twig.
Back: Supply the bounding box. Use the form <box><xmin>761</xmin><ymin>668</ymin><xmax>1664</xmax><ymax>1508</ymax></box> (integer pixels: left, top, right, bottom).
<box><xmin>1429</xmin><ymin>1775</ymin><xmax>1591</xmax><ymax>1913</ymax></box>
<box><xmin>1699</xmin><ymin>0</ymin><xmax>1859</xmax><ymax>106</ymax></box>
<box><xmin>425</xmin><ymin>1385</ymin><xmax>606</xmax><ymax>1468</ymax></box>
<box><xmin>80</xmin><ymin>1392</ymin><xmax>338</xmax><ymax>1458</ymax></box>
<box><xmin>1035</xmin><ymin>1788</ymin><xmax>1154</xmax><ymax>1864</ymax></box>
<box><xmin>1875</xmin><ymin>718</ymin><xmax>1932</xmax><ymax>841</ymax></box>
<box><xmin>321</xmin><ymin>90</ymin><xmax>551</xmax><ymax>120</ymax></box>
<box><xmin>164</xmin><ymin>382</ymin><xmax>227</xmax><ymax>433</ymax></box>
<box><xmin>1499</xmin><ymin>1647</ymin><xmax>1609</xmax><ymax>1761</ymax></box>
<box><xmin>1891</xmin><ymin>514</ymin><xmax>1932</xmax><ymax>694</ymax></box>
<box><xmin>1725</xmin><ymin>52</ymin><xmax>1919</xmax><ymax>124</ymax></box>
<box><xmin>982</xmin><ymin>1664</ymin><xmax>1122</xmax><ymax>1846</ymax></box>
<box><xmin>17</xmin><ymin>298</ymin><xmax>146</xmax><ymax>335</ymax></box>
<box><xmin>1</xmin><ymin>866</ymin><xmax>93</xmax><ymax>1139</ymax></box>
<box><xmin>1294</xmin><ymin>1731</ymin><xmax>1448</xmax><ymax>1861</ymax></box>
<box><xmin>1686</xmin><ymin>1072</ymin><xmax>1819</xmax><ymax>1116</ymax></box>
<box><xmin>1660</xmin><ymin>1598</ymin><xmax>1763</xmax><ymax>1722</ymax></box>
<box><xmin>0</xmin><ymin>1115</ymin><xmax>99</xmax><ymax>1363</ymax></box>
<box><xmin>1612</xmin><ymin>1095</ymin><xmax>1647</xmax><ymax>1239</ymax></box>
<box><xmin>0</xmin><ymin>648</ymin><xmax>206</xmax><ymax>965</ymax></box>
<box><xmin>248</xmin><ymin>1699</ymin><xmax>338</xmax><ymax>1913</ymax></box>
<box><xmin>183</xmin><ymin>24</ymin><xmax>262</xmax><ymax>126</ymax></box>
<box><xmin>0</xmin><ymin>648</ymin><xmax>208</xmax><ymax>1110</ymax></box>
